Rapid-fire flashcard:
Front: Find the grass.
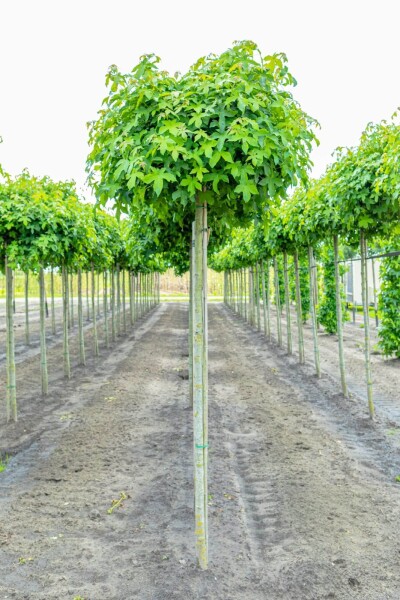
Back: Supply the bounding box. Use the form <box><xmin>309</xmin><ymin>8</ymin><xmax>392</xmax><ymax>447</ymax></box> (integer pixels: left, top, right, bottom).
<box><xmin>0</xmin><ymin>455</ymin><xmax>10</xmax><ymax>473</ymax></box>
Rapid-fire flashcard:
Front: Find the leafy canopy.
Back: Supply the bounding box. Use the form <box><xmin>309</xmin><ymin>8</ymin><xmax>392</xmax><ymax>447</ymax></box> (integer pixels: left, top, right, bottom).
<box><xmin>87</xmin><ymin>41</ymin><xmax>318</xmax><ymax>238</ymax></box>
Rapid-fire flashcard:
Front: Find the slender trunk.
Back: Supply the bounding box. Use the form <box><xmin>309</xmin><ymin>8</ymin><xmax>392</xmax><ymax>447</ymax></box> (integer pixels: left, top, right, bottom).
<box><xmin>12</xmin><ymin>270</ymin><xmax>16</xmax><ymax>315</ymax></box>
<box><xmin>308</xmin><ymin>247</ymin><xmax>321</xmax><ymax>377</ymax></box>
<box><xmin>122</xmin><ymin>270</ymin><xmax>127</xmax><ymax>333</ymax></box>
<box><xmin>244</xmin><ymin>269</ymin><xmax>248</xmax><ymax>321</ymax></box>
<box><xmin>223</xmin><ymin>272</ymin><xmax>227</xmax><ymax>305</ymax></box>
<box><xmin>360</xmin><ymin>232</ymin><xmax>374</xmax><ymax>418</ymax></box>
<box><xmin>333</xmin><ymin>236</ymin><xmax>348</xmax><ymax>397</ymax></box>
<box><xmin>202</xmin><ymin>204</ymin><xmax>209</xmax><ymax>558</ymax></box>
<box><xmin>97</xmin><ymin>271</ymin><xmax>101</xmax><ymax>317</ymax></box>
<box><xmin>86</xmin><ymin>271</ymin><xmax>90</xmax><ymax>321</ymax></box>
<box><xmin>136</xmin><ymin>273</ymin><xmax>140</xmax><ymax>319</ymax></box>
<box><xmin>294</xmin><ymin>251</ymin><xmax>305</xmax><ymax>364</ymax></box>
<box><xmin>283</xmin><ymin>252</ymin><xmax>293</xmax><ymax>355</ymax></box>
<box><xmin>51</xmin><ymin>268</ymin><xmax>56</xmax><ymax>335</ymax></box>
<box><xmin>273</xmin><ymin>257</ymin><xmax>283</xmax><ymax>347</ymax></box>
<box><xmin>116</xmin><ymin>264</ymin><xmax>121</xmax><ymax>336</ymax></box>
<box><xmin>352</xmin><ymin>262</ymin><xmax>356</xmax><ymax>324</ymax></box>
<box><xmin>103</xmin><ymin>271</ymin><xmax>109</xmax><ymax>348</ymax></box>
<box><xmin>62</xmin><ymin>266</ymin><xmax>71</xmax><ymax>379</ymax></box>
<box><xmin>78</xmin><ymin>269</ymin><xmax>86</xmax><ymax>365</ymax></box>
<box><xmin>266</xmin><ymin>261</ymin><xmax>272</xmax><ymax>342</ymax></box>
<box><xmin>66</xmin><ymin>268</ymin><xmax>71</xmax><ymax>329</ymax></box>
<box><xmin>6</xmin><ymin>258</ymin><xmax>17</xmax><ymax>422</ymax></box>
<box><xmin>193</xmin><ymin>201</ymin><xmax>208</xmax><ymax>570</ymax></box>
<box><xmin>260</xmin><ymin>260</ymin><xmax>268</xmax><ymax>337</ymax></box>
<box><xmin>111</xmin><ymin>268</ymin><xmax>116</xmax><ymax>342</ymax></box>
<box><xmin>129</xmin><ymin>272</ymin><xmax>134</xmax><ymax>326</ymax></box>
<box><xmin>69</xmin><ymin>271</ymin><xmax>74</xmax><ymax>328</ymax></box>
<box><xmin>189</xmin><ymin>222</ymin><xmax>195</xmax><ymax>408</ymax></box>
<box><xmin>24</xmin><ymin>271</ymin><xmax>30</xmax><ymax>345</ymax></box>
<box><xmin>39</xmin><ymin>267</ymin><xmax>49</xmax><ymax>395</ymax></box>
<box><xmin>255</xmin><ymin>263</ymin><xmax>261</xmax><ymax>331</ymax></box>
<box><xmin>92</xmin><ymin>265</ymin><xmax>99</xmax><ymax>356</ymax></box>
<box><xmin>371</xmin><ymin>258</ymin><xmax>379</xmax><ymax>328</ymax></box>
<box><xmin>249</xmin><ymin>268</ymin><xmax>255</xmax><ymax>326</ymax></box>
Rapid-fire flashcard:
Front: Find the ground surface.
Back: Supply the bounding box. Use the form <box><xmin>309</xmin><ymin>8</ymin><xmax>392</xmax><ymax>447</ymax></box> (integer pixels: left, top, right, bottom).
<box><xmin>0</xmin><ymin>302</ymin><xmax>400</xmax><ymax>599</ymax></box>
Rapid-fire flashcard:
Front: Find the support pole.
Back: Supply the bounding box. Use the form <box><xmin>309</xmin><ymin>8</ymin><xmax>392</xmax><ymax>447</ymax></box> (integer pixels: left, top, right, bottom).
<box><xmin>308</xmin><ymin>246</ymin><xmax>321</xmax><ymax>377</ymax></box>
<box><xmin>39</xmin><ymin>267</ymin><xmax>49</xmax><ymax>395</ymax></box>
<box><xmin>333</xmin><ymin>236</ymin><xmax>348</xmax><ymax>397</ymax></box>
<box><xmin>283</xmin><ymin>252</ymin><xmax>293</xmax><ymax>355</ymax></box>
<box><xmin>294</xmin><ymin>250</ymin><xmax>305</xmax><ymax>364</ymax></box>
<box><xmin>360</xmin><ymin>231</ymin><xmax>374</xmax><ymax>418</ymax></box>
<box><xmin>193</xmin><ymin>201</ymin><xmax>208</xmax><ymax>570</ymax></box>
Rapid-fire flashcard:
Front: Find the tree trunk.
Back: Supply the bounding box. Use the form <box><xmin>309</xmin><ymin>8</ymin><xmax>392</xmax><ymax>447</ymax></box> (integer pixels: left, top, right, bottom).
<box><xmin>6</xmin><ymin>257</ymin><xmax>17</xmax><ymax>422</ymax></box>
<box><xmin>103</xmin><ymin>271</ymin><xmax>109</xmax><ymax>348</ymax></box>
<box><xmin>92</xmin><ymin>265</ymin><xmax>99</xmax><ymax>356</ymax></box>
<box><xmin>129</xmin><ymin>271</ymin><xmax>134</xmax><ymax>326</ymax></box>
<box><xmin>360</xmin><ymin>231</ymin><xmax>374</xmax><ymax>418</ymax></box>
<box><xmin>97</xmin><ymin>271</ymin><xmax>101</xmax><ymax>317</ymax></box>
<box><xmin>111</xmin><ymin>268</ymin><xmax>116</xmax><ymax>342</ymax></box>
<box><xmin>62</xmin><ymin>266</ymin><xmax>71</xmax><ymax>379</ymax></box>
<box><xmin>78</xmin><ymin>268</ymin><xmax>86</xmax><ymax>365</ymax></box>
<box><xmin>273</xmin><ymin>257</ymin><xmax>283</xmax><ymax>347</ymax></box>
<box><xmin>255</xmin><ymin>263</ymin><xmax>261</xmax><ymax>331</ymax></box>
<box><xmin>266</xmin><ymin>261</ymin><xmax>272</xmax><ymax>342</ymax></box>
<box><xmin>39</xmin><ymin>268</ymin><xmax>49</xmax><ymax>395</ymax></box>
<box><xmin>260</xmin><ymin>260</ymin><xmax>268</xmax><ymax>337</ymax></box>
<box><xmin>308</xmin><ymin>246</ymin><xmax>321</xmax><ymax>377</ymax></box>
<box><xmin>24</xmin><ymin>271</ymin><xmax>30</xmax><ymax>345</ymax></box>
<box><xmin>283</xmin><ymin>252</ymin><xmax>293</xmax><ymax>355</ymax></box>
<box><xmin>193</xmin><ymin>201</ymin><xmax>208</xmax><ymax>570</ymax></box>
<box><xmin>69</xmin><ymin>272</ymin><xmax>74</xmax><ymax>328</ymax></box>
<box><xmin>50</xmin><ymin>268</ymin><xmax>56</xmax><ymax>335</ymax></box>
<box><xmin>189</xmin><ymin>222</ymin><xmax>195</xmax><ymax>408</ymax></box>
<box><xmin>116</xmin><ymin>264</ymin><xmax>121</xmax><ymax>336</ymax></box>
<box><xmin>333</xmin><ymin>236</ymin><xmax>348</xmax><ymax>397</ymax></box>
<box><xmin>122</xmin><ymin>269</ymin><xmax>127</xmax><ymax>333</ymax></box>
<box><xmin>294</xmin><ymin>250</ymin><xmax>305</xmax><ymax>364</ymax></box>
<box><xmin>86</xmin><ymin>270</ymin><xmax>90</xmax><ymax>321</ymax></box>
<box><xmin>371</xmin><ymin>258</ymin><xmax>379</xmax><ymax>328</ymax></box>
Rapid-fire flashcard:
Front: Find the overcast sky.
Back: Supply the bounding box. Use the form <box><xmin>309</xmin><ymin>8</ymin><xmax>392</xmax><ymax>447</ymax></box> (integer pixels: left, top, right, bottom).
<box><xmin>0</xmin><ymin>0</ymin><xmax>399</xmax><ymax>201</ymax></box>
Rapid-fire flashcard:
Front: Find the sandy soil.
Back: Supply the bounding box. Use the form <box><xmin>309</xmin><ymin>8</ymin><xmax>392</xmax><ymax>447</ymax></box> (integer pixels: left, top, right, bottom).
<box><xmin>0</xmin><ymin>302</ymin><xmax>400</xmax><ymax>599</ymax></box>
<box><xmin>260</xmin><ymin>303</ymin><xmax>400</xmax><ymax>422</ymax></box>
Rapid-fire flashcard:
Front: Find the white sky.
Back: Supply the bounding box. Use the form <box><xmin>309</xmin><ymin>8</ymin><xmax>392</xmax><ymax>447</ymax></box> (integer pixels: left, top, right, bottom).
<box><xmin>0</xmin><ymin>0</ymin><xmax>399</xmax><ymax>201</ymax></box>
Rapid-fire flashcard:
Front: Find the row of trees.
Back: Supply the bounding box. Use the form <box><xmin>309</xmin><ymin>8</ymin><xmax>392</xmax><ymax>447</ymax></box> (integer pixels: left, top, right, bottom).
<box><xmin>4</xmin><ymin>38</ymin><xmax>397</xmax><ymax>571</ymax></box>
<box><xmin>211</xmin><ymin>116</ymin><xmax>400</xmax><ymax>420</ymax></box>
<box><xmin>0</xmin><ymin>170</ymin><xmax>161</xmax><ymax>423</ymax></box>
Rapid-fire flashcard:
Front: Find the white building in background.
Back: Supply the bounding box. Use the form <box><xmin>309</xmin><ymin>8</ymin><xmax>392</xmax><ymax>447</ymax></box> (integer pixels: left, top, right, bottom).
<box><xmin>344</xmin><ymin>259</ymin><xmax>381</xmax><ymax>306</ymax></box>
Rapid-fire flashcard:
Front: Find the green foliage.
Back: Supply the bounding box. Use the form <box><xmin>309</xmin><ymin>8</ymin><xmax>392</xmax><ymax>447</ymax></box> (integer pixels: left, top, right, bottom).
<box><xmin>317</xmin><ymin>245</ymin><xmax>348</xmax><ymax>334</ymax></box>
<box><xmin>87</xmin><ymin>41</ymin><xmax>318</xmax><ymax>269</ymax></box>
<box><xmin>0</xmin><ymin>172</ymin><xmax>97</xmax><ymax>270</ymax></box>
<box><xmin>378</xmin><ymin>246</ymin><xmax>400</xmax><ymax>358</ymax></box>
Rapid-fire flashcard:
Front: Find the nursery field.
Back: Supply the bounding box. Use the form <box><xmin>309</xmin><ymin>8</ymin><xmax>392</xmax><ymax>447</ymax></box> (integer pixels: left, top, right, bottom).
<box><xmin>0</xmin><ymin>302</ymin><xmax>400</xmax><ymax>599</ymax></box>
<box><xmin>1</xmin><ymin>38</ymin><xmax>400</xmax><ymax>595</ymax></box>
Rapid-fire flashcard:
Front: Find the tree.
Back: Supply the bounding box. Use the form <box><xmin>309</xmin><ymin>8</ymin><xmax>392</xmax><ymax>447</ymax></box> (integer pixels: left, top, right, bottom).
<box><xmin>87</xmin><ymin>40</ymin><xmax>317</xmax><ymax>568</ymax></box>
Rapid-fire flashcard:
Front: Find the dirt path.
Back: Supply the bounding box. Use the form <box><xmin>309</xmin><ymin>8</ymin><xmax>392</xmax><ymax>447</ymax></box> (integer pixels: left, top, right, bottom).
<box><xmin>1</xmin><ymin>303</ymin><xmax>400</xmax><ymax>599</ymax></box>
